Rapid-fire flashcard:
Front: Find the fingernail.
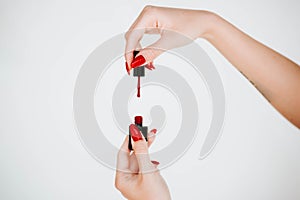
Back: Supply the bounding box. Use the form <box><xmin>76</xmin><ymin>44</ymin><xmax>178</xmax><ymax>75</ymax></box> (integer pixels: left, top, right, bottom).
<box><xmin>145</xmin><ymin>62</ymin><xmax>155</xmax><ymax>70</ymax></box>
<box><xmin>149</xmin><ymin>62</ymin><xmax>155</xmax><ymax>69</ymax></box>
<box><xmin>145</xmin><ymin>64</ymin><xmax>153</xmax><ymax>70</ymax></box>
<box><xmin>125</xmin><ymin>62</ymin><xmax>131</xmax><ymax>75</ymax></box>
<box><xmin>151</xmin><ymin>129</ymin><xmax>157</xmax><ymax>134</ymax></box>
<box><xmin>151</xmin><ymin>160</ymin><xmax>160</xmax><ymax>165</ymax></box>
<box><xmin>131</xmin><ymin>55</ymin><xmax>146</xmax><ymax>68</ymax></box>
<box><xmin>129</xmin><ymin>124</ymin><xmax>143</xmax><ymax>142</ymax></box>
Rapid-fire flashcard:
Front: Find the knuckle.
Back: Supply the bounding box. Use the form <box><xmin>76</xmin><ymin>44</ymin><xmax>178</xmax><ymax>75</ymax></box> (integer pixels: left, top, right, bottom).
<box><xmin>143</xmin><ymin>5</ymin><xmax>153</xmax><ymax>12</ymax></box>
<box><xmin>143</xmin><ymin>49</ymin><xmax>157</xmax><ymax>61</ymax></box>
<box><xmin>134</xmin><ymin>142</ymin><xmax>148</xmax><ymax>153</ymax></box>
<box><xmin>148</xmin><ymin>49</ymin><xmax>156</xmax><ymax>59</ymax></box>
<box><xmin>142</xmin><ymin>5</ymin><xmax>157</xmax><ymax>16</ymax></box>
<box><xmin>124</xmin><ymin>32</ymin><xmax>130</xmax><ymax>40</ymax></box>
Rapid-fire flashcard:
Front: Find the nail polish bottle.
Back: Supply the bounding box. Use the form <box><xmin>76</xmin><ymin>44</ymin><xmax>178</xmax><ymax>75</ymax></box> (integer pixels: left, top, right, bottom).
<box><xmin>133</xmin><ymin>50</ymin><xmax>145</xmax><ymax>98</ymax></box>
<box><xmin>128</xmin><ymin>116</ymin><xmax>148</xmax><ymax>151</ymax></box>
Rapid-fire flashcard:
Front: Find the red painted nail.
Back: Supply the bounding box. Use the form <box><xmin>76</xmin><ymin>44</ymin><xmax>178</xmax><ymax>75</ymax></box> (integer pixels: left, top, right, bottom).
<box><xmin>145</xmin><ymin>62</ymin><xmax>155</xmax><ymax>70</ymax></box>
<box><xmin>125</xmin><ymin>62</ymin><xmax>131</xmax><ymax>75</ymax></box>
<box><xmin>131</xmin><ymin>55</ymin><xmax>146</xmax><ymax>68</ymax></box>
<box><xmin>149</xmin><ymin>62</ymin><xmax>155</xmax><ymax>69</ymax></box>
<box><xmin>151</xmin><ymin>160</ymin><xmax>160</xmax><ymax>165</ymax></box>
<box><xmin>129</xmin><ymin>124</ymin><xmax>143</xmax><ymax>141</ymax></box>
<box><xmin>151</xmin><ymin>129</ymin><xmax>157</xmax><ymax>134</ymax></box>
<box><xmin>145</xmin><ymin>64</ymin><xmax>152</xmax><ymax>70</ymax></box>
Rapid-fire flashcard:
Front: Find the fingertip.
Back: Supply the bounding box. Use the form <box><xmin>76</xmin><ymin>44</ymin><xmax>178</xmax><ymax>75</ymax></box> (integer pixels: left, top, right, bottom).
<box><xmin>150</xmin><ymin>128</ymin><xmax>157</xmax><ymax>134</ymax></box>
<box><xmin>151</xmin><ymin>160</ymin><xmax>160</xmax><ymax>170</ymax></box>
<box><xmin>131</xmin><ymin>54</ymin><xmax>146</xmax><ymax>68</ymax></box>
<box><xmin>148</xmin><ymin>128</ymin><xmax>157</xmax><ymax>137</ymax></box>
<box><xmin>145</xmin><ymin>62</ymin><xmax>156</xmax><ymax>70</ymax></box>
<box><xmin>124</xmin><ymin>47</ymin><xmax>134</xmax><ymax>62</ymax></box>
<box><xmin>147</xmin><ymin>129</ymin><xmax>157</xmax><ymax>147</ymax></box>
<box><xmin>129</xmin><ymin>124</ymin><xmax>144</xmax><ymax>142</ymax></box>
<box><xmin>125</xmin><ymin>61</ymin><xmax>130</xmax><ymax>75</ymax></box>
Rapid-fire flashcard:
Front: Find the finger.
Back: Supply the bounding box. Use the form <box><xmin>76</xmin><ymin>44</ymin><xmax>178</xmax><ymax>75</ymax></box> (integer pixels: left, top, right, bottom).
<box><xmin>134</xmin><ymin>37</ymin><xmax>166</xmax><ymax>64</ymax></box>
<box><xmin>116</xmin><ymin>136</ymin><xmax>131</xmax><ymax>174</ymax></box>
<box><xmin>125</xmin><ymin>6</ymin><xmax>158</xmax><ymax>69</ymax></box>
<box><xmin>129</xmin><ymin>128</ymin><xmax>157</xmax><ymax>174</ymax></box>
<box><xmin>129</xmin><ymin>154</ymin><xmax>139</xmax><ymax>174</ymax></box>
<box><xmin>145</xmin><ymin>62</ymin><xmax>155</xmax><ymax>70</ymax></box>
<box><xmin>125</xmin><ymin>28</ymin><xmax>144</xmax><ymax>67</ymax></box>
<box><xmin>151</xmin><ymin>160</ymin><xmax>160</xmax><ymax>168</ymax></box>
<box><xmin>129</xmin><ymin>124</ymin><xmax>156</xmax><ymax>173</ymax></box>
<box><xmin>147</xmin><ymin>129</ymin><xmax>157</xmax><ymax>147</ymax></box>
<box><xmin>136</xmin><ymin>30</ymin><xmax>192</xmax><ymax>64</ymax></box>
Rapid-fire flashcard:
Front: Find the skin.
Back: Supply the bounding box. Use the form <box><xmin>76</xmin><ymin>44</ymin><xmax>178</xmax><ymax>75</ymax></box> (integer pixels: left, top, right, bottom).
<box><xmin>118</xmin><ymin>5</ymin><xmax>300</xmax><ymax>199</ymax></box>
<box><xmin>115</xmin><ymin>130</ymin><xmax>171</xmax><ymax>200</ymax></box>
<box><xmin>204</xmin><ymin>13</ymin><xmax>300</xmax><ymax>128</ymax></box>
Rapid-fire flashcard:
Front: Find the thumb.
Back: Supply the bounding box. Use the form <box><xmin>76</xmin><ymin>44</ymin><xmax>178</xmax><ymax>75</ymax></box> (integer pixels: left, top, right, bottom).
<box><xmin>129</xmin><ymin>124</ymin><xmax>156</xmax><ymax>173</ymax></box>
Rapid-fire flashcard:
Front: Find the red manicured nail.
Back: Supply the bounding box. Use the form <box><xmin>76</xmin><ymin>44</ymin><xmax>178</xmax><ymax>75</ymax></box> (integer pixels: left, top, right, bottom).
<box><xmin>145</xmin><ymin>62</ymin><xmax>155</xmax><ymax>70</ymax></box>
<box><xmin>125</xmin><ymin>62</ymin><xmax>131</xmax><ymax>75</ymax></box>
<box><xmin>149</xmin><ymin>62</ymin><xmax>155</xmax><ymax>69</ymax></box>
<box><xmin>145</xmin><ymin>64</ymin><xmax>152</xmax><ymax>70</ymax></box>
<box><xmin>151</xmin><ymin>129</ymin><xmax>157</xmax><ymax>134</ymax></box>
<box><xmin>131</xmin><ymin>55</ymin><xmax>146</xmax><ymax>68</ymax></box>
<box><xmin>151</xmin><ymin>160</ymin><xmax>160</xmax><ymax>165</ymax></box>
<box><xmin>129</xmin><ymin>124</ymin><xmax>143</xmax><ymax>141</ymax></box>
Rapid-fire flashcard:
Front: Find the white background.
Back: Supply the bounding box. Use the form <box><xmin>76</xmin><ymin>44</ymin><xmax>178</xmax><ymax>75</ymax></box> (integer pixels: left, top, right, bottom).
<box><xmin>1</xmin><ymin>0</ymin><xmax>300</xmax><ymax>199</ymax></box>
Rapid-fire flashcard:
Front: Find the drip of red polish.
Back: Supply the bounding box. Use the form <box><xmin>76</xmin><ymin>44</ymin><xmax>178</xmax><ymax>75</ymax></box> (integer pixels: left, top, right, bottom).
<box><xmin>129</xmin><ymin>124</ymin><xmax>143</xmax><ymax>141</ymax></box>
<box><xmin>137</xmin><ymin>75</ymin><xmax>141</xmax><ymax>98</ymax></box>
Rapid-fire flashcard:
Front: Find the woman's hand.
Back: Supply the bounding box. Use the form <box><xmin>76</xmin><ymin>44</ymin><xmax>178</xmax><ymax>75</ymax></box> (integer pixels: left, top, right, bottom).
<box><xmin>115</xmin><ymin>125</ymin><xmax>171</xmax><ymax>200</ymax></box>
<box><xmin>124</xmin><ymin>6</ymin><xmax>214</xmax><ymax>73</ymax></box>
<box><xmin>125</xmin><ymin>6</ymin><xmax>300</xmax><ymax>128</ymax></box>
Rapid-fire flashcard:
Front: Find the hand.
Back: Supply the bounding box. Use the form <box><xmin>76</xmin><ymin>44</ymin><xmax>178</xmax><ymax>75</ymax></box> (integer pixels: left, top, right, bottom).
<box><xmin>124</xmin><ymin>6</ymin><xmax>214</xmax><ymax>73</ymax></box>
<box><xmin>115</xmin><ymin>125</ymin><xmax>171</xmax><ymax>200</ymax></box>
<box><xmin>125</xmin><ymin>5</ymin><xmax>300</xmax><ymax>128</ymax></box>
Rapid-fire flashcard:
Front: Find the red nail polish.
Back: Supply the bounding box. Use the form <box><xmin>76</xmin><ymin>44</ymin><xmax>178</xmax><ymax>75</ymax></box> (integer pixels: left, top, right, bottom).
<box><xmin>129</xmin><ymin>124</ymin><xmax>143</xmax><ymax>141</ymax></box>
<box><xmin>151</xmin><ymin>129</ymin><xmax>157</xmax><ymax>134</ymax></box>
<box><xmin>151</xmin><ymin>160</ymin><xmax>160</xmax><ymax>165</ymax></box>
<box><xmin>149</xmin><ymin>62</ymin><xmax>155</xmax><ymax>69</ymax></box>
<box><xmin>145</xmin><ymin>62</ymin><xmax>155</xmax><ymax>70</ymax></box>
<box><xmin>145</xmin><ymin>64</ymin><xmax>152</xmax><ymax>70</ymax></box>
<box><xmin>131</xmin><ymin>55</ymin><xmax>146</xmax><ymax>68</ymax></box>
<box><xmin>125</xmin><ymin>62</ymin><xmax>131</xmax><ymax>75</ymax></box>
